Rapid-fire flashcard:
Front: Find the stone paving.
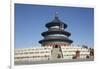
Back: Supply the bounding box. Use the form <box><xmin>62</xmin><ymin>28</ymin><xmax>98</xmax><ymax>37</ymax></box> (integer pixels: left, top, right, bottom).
<box><xmin>15</xmin><ymin>57</ymin><xmax>94</xmax><ymax>65</ymax></box>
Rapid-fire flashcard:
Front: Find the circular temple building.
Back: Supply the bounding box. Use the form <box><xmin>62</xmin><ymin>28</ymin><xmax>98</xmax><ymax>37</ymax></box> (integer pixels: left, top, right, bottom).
<box><xmin>39</xmin><ymin>13</ymin><xmax>73</xmax><ymax>47</ymax></box>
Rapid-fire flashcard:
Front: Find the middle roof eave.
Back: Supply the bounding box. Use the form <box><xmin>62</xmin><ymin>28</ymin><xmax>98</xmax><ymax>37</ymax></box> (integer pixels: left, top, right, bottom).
<box><xmin>41</xmin><ymin>30</ymin><xmax>71</xmax><ymax>37</ymax></box>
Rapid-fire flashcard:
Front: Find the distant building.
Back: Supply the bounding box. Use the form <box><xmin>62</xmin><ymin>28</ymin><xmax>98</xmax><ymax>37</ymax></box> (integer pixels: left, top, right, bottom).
<box><xmin>14</xmin><ymin>13</ymin><xmax>91</xmax><ymax>65</ymax></box>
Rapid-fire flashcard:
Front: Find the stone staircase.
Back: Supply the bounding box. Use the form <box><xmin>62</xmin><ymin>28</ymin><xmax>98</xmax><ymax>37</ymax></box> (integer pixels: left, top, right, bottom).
<box><xmin>51</xmin><ymin>47</ymin><xmax>63</xmax><ymax>60</ymax></box>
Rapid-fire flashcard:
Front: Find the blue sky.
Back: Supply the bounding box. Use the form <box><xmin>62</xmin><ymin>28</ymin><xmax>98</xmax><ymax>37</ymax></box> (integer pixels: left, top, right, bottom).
<box><xmin>15</xmin><ymin>3</ymin><xmax>94</xmax><ymax>48</ymax></box>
